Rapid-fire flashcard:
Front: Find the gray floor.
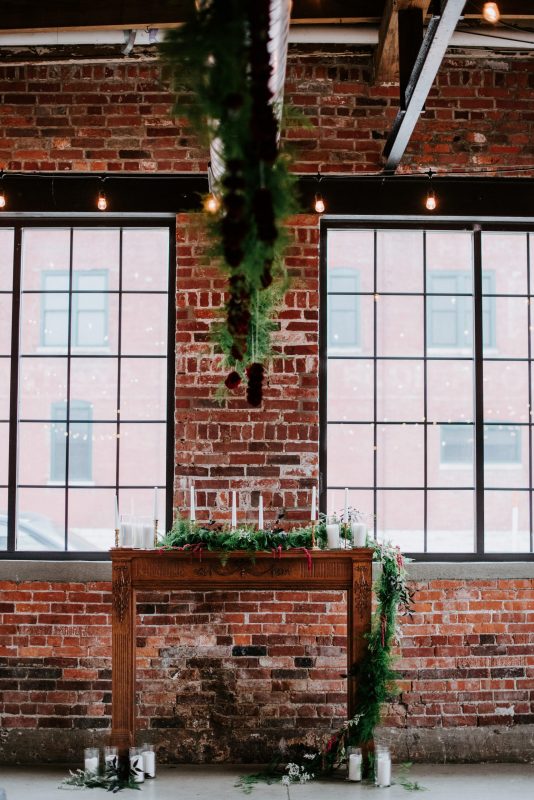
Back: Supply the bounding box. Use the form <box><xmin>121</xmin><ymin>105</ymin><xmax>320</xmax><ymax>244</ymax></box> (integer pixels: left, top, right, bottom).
<box><xmin>1</xmin><ymin>764</ymin><xmax>533</xmax><ymax>799</ymax></box>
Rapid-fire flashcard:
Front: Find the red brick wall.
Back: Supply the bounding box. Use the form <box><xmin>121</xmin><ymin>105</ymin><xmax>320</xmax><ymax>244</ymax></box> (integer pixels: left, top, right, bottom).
<box><xmin>0</xmin><ymin>48</ymin><xmax>532</xmax><ymax>174</ymax></box>
<box><xmin>1</xmin><ymin>46</ymin><xmax>534</xmax><ymax>761</ymax></box>
<box><xmin>1</xmin><ymin>577</ymin><xmax>533</xmax><ymax>762</ymax></box>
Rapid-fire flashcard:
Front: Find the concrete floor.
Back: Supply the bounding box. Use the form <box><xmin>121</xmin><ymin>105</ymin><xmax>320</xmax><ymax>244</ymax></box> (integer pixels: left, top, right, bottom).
<box><xmin>1</xmin><ymin>764</ymin><xmax>533</xmax><ymax>799</ymax></box>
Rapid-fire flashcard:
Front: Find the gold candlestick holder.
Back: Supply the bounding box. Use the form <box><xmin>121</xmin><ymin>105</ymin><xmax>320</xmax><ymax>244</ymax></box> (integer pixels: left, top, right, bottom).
<box><xmin>115</xmin><ymin>527</ymin><xmax>120</xmax><ymax>548</ymax></box>
<box><xmin>153</xmin><ymin>518</ymin><xmax>158</xmax><ymax>549</ymax></box>
<box><xmin>311</xmin><ymin>521</ymin><xmax>320</xmax><ymax>551</ymax></box>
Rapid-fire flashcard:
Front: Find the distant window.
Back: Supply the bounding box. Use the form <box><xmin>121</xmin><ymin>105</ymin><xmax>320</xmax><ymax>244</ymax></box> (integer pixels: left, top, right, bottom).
<box><xmin>41</xmin><ymin>270</ymin><xmax>108</xmax><ymax>347</ymax></box>
<box><xmin>441</xmin><ymin>424</ymin><xmax>521</xmax><ymax>465</ymax></box>
<box><xmin>427</xmin><ymin>271</ymin><xmax>495</xmax><ymax>349</ymax></box>
<box><xmin>50</xmin><ymin>400</ymin><xmax>93</xmax><ymax>482</ymax></box>
<box><xmin>327</xmin><ymin>268</ymin><xmax>360</xmax><ymax>349</ymax></box>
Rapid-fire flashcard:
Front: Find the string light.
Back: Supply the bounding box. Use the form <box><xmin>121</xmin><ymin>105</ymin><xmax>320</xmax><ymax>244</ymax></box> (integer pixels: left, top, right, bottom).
<box><xmin>97</xmin><ymin>180</ymin><xmax>108</xmax><ymax>211</ymax></box>
<box><xmin>482</xmin><ymin>2</ymin><xmax>500</xmax><ymax>23</ymax></box>
<box><xmin>204</xmin><ymin>161</ymin><xmax>220</xmax><ymax>213</ymax></box>
<box><xmin>425</xmin><ymin>169</ymin><xmax>437</xmax><ymax>211</ymax></box>
<box><xmin>0</xmin><ymin>172</ymin><xmax>6</xmax><ymax>209</ymax></box>
<box><xmin>314</xmin><ymin>170</ymin><xmax>325</xmax><ymax>213</ymax></box>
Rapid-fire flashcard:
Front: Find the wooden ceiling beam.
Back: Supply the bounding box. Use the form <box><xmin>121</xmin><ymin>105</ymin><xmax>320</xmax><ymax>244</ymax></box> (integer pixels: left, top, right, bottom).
<box><xmin>374</xmin><ymin>0</ymin><xmax>433</xmax><ymax>84</ymax></box>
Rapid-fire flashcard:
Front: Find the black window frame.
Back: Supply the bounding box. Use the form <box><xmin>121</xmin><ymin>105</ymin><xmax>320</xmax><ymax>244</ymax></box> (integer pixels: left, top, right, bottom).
<box><xmin>0</xmin><ymin>217</ymin><xmax>176</xmax><ymax>560</ymax></box>
<box><xmin>320</xmin><ymin>218</ymin><xmax>534</xmax><ymax>562</ymax></box>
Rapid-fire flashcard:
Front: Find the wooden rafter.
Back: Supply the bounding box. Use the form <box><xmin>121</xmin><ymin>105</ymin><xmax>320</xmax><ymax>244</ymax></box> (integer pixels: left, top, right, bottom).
<box><xmin>374</xmin><ymin>0</ymin><xmax>433</xmax><ymax>84</ymax></box>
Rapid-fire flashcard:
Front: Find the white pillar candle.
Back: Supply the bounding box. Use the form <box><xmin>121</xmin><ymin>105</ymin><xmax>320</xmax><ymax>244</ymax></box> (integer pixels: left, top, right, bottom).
<box><xmin>133</xmin><ymin>522</ymin><xmax>144</xmax><ymax>548</ymax></box>
<box><xmin>114</xmin><ymin>495</ymin><xmax>120</xmax><ymax>530</ymax></box>
<box><xmin>311</xmin><ymin>485</ymin><xmax>317</xmax><ymax>521</ymax></box>
<box><xmin>153</xmin><ymin>486</ymin><xmax>158</xmax><ymax>521</ymax></box>
<box><xmin>258</xmin><ymin>495</ymin><xmax>264</xmax><ymax>530</ymax></box>
<box><xmin>142</xmin><ymin>745</ymin><xmax>156</xmax><ymax>778</ymax></box>
<box><xmin>84</xmin><ymin>748</ymin><xmax>99</xmax><ymax>775</ymax></box>
<box><xmin>344</xmin><ymin>488</ymin><xmax>349</xmax><ymax>524</ymax></box>
<box><xmin>231</xmin><ymin>490</ymin><xmax>237</xmax><ymax>529</ymax></box>
<box><xmin>348</xmin><ymin>752</ymin><xmax>362</xmax><ymax>782</ymax></box>
<box><xmin>375</xmin><ymin>749</ymin><xmax>392</xmax><ymax>787</ymax></box>
<box><xmin>104</xmin><ymin>746</ymin><xmax>118</xmax><ymax>770</ymax></box>
<box><xmin>190</xmin><ymin>484</ymin><xmax>196</xmax><ymax>522</ymax></box>
<box><xmin>326</xmin><ymin>521</ymin><xmax>340</xmax><ymax>549</ymax></box>
<box><xmin>351</xmin><ymin>522</ymin><xmax>367</xmax><ymax>548</ymax></box>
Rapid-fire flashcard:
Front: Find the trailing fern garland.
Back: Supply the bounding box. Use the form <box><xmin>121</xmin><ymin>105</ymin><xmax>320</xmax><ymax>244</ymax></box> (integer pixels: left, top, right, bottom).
<box><xmin>161</xmin><ymin>1</ymin><xmax>298</xmax><ymax>406</ymax></box>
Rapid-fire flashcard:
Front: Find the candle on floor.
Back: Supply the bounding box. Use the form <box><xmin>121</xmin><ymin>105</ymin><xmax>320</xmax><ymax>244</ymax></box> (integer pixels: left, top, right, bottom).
<box><xmin>104</xmin><ymin>746</ymin><xmax>118</xmax><ymax>771</ymax></box>
<box><xmin>351</xmin><ymin>521</ymin><xmax>367</xmax><ymax>548</ymax></box>
<box><xmin>129</xmin><ymin>747</ymin><xmax>145</xmax><ymax>783</ymax></box>
<box><xmin>347</xmin><ymin>749</ymin><xmax>362</xmax><ymax>782</ymax></box>
<box><xmin>311</xmin><ymin>485</ymin><xmax>317</xmax><ymax>521</ymax></box>
<box><xmin>190</xmin><ymin>483</ymin><xmax>196</xmax><ymax>522</ymax></box>
<box><xmin>142</xmin><ymin>743</ymin><xmax>156</xmax><ymax>778</ymax></box>
<box><xmin>258</xmin><ymin>494</ymin><xmax>264</xmax><ymax>530</ymax></box>
<box><xmin>375</xmin><ymin>746</ymin><xmax>392</xmax><ymax>787</ymax></box>
<box><xmin>84</xmin><ymin>747</ymin><xmax>99</xmax><ymax>775</ymax></box>
<box><xmin>231</xmin><ymin>490</ymin><xmax>237</xmax><ymax>529</ymax></box>
<box><xmin>326</xmin><ymin>518</ymin><xmax>340</xmax><ymax>549</ymax></box>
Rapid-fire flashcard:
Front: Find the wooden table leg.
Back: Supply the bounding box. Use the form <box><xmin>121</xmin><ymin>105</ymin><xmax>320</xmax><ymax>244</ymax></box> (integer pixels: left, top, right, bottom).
<box><xmin>111</xmin><ymin>561</ymin><xmax>136</xmax><ymax>754</ymax></box>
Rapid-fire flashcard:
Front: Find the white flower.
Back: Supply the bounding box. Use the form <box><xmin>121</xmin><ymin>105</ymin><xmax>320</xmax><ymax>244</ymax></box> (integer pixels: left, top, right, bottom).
<box><xmin>281</xmin><ymin>776</ymin><xmax>290</xmax><ymax>786</ymax></box>
<box><xmin>287</xmin><ymin>763</ymin><xmax>300</xmax><ymax>778</ymax></box>
<box><xmin>303</xmin><ymin>753</ymin><xmax>316</xmax><ymax>760</ymax></box>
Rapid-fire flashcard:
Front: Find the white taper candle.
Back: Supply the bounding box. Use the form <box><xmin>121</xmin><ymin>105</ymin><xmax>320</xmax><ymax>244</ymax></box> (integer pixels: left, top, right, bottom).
<box><xmin>258</xmin><ymin>495</ymin><xmax>264</xmax><ymax>530</ymax></box>
<box><xmin>231</xmin><ymin>490</ymin><xmax>237</xmax><ymax>529</ymax></box>
<box><xmin>190</xmin><ymin>484</ymin><xmax>196</xmax><ymax>522</ymax></box>
<box><xmin>311</xmin><ymin>485</ymin><xmax>317</xmax><ymax>521</ymax></box>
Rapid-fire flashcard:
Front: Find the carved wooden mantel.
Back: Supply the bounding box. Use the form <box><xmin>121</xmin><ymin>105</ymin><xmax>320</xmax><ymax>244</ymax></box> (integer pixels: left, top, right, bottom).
<box><xmin>110</xmin><ymin>548</ymin><xmax>373</xmax><ymax>752</ymax></box>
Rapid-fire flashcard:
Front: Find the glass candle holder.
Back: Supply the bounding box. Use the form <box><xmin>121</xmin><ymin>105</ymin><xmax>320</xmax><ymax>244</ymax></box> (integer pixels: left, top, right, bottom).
<box><xmin>141</xmin><ymin>742</ymin><xmax>156</xmax><ymax>778</ymax></box>
<box><xmin>129</xmin><ymin>747</ymin><xmax>145</xmax><ymax>783</ymax></box>
<box><xmin>375</xmin><ymin>745</ymin><xmax>392</xmax><ymax>787</ymax></box>
<box><xmin>104</xmin><ymin>745</ymin><xmax>118</xmax><ymax>771</ymax></box>
<box><xmin>84</xmin><ymin>747</ymin><xmax>99</xmax><ymax>775</ymax></box>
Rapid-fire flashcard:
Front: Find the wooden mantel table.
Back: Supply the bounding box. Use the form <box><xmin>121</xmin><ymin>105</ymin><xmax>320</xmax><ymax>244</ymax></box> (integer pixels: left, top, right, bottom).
<box><xmin>110</xmin><ymin>548</ymin><xmax>373</xmax><ymax>751</ymax></box>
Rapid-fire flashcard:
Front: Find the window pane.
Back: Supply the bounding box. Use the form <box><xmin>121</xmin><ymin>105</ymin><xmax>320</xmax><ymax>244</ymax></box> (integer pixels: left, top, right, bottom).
<box><xmin>19</xmin><ymin>358</ymin><xmax>68</xmax><ymax>419</ymax></box>
<box><xmin>121</xmin><ymin>295</ymin><xmax>167</xmax><ymax>355</ymax></box>
<box><xmin>482</xmin><ymin>232</ymin><xmax>527</xmax><ymax>296</ymax></box>
<box><xmin>327</xmin><ymin>424</ymin><xmax>373</xmax><ymax>487</ymax></box>
<box><xmin>484</xmin><ymin>297</ymin><xmax>528</xmax><ymax>358</ymax></box>
<box><xmin>0</xmin><ymin>228</ymin><xmax>14</xmax><ymax>290</ymax></box>
<box><xmin>484</xmin><ymin>424</ymin><xmax>526</xmax><ymax>488</ymax></box>
<box><xmin>427</xmin><ymin>490</ymin><xmax>474</xmax><ymax>552</ymax></box>
<box><xmin>327</xmin><ymin>229</ymin><xmax>374</xmax><ymax>292</ymax></box>
<box><xmin>377</xmin><ymin>296</ymin><xmax>423</xmax><ymax>357</ymax></box>
<box><xmin>0</xmin><ymin>358</ymin><xmax>10</xmax><ymax>419</ymax></box>
<box><xmin>72</xmin><ymin>292</ymin><xmax>118</xmax><ymax>353</ymax></box>
<box><xmin>120</xmin><ymin>358</ymin><xmax>167</xmax><ymax>421</ymax></box>
<box><xmin>427</xmin><ymin>360</ymin><xmax>473</xmax><ymax>423</ymax></box>
<box><xmin>377</xmin><ymin>360</ymin><xmax>423</xmax><ymax>422</ymax></box>
<box><xmin>327</xmin><ymin>295</ymin><xmax>373</xmax><ymax>357</ymax></box>
<box><xmin>69</xmin><ymin>422</ymin><xmax>116</xmax><ymax>485</ymax></box>
<box><xmin>119</xmin><ymin>488</ymin><xmax>167</xmax><ymax>533</ymax></box>
<box><xmin>0</xmin><ymin>423</ymin><xmax>8</xmax><ymax>484</ymax></box>
<box><xmin>21</xmin><ymin>228</ymin><xmax>70</xmax><ymax>290</ymax></box>
<box><xmin>426</xmin><ymin>231</ymin><xmax>472</xmax><ymax>274</ymax></box>
<box><xmin>326</xmin><ymin>489</ymin><xmax>374</xmax><ymax>530</ymax></box>
<box><xmin>18</xmin><ymin>423</ymin><xmax>58</xmax><ymax>485</ymax></box>
<box><xmin>73</xmin><ymin>228</ymin><xmax>120</xmax><ymax>290</ymax></box>
<box><xmin>0</xmin><ymin>487</ymin><xmax>7</xmax><ymax>550</ymax></box>
<box><xmin>484</xmin><ymin>361</ymin><xmax>529</xmax><ymax>423</ymax></box>
<box><xmin>428</xmin><ymin>424</ymin><xmax>474</xmax><ymax>488</ymax></box>
<box><xmin>327</xmin><ymin>360</ymin><xmax>373</xmax><ymax>422</ymax></box>
<box><xmin>484</xmin><ymin>490</ymin><xmax>530</xmax><ymax>553</ymax></box>
<box><xmin>0</xmin><ymin>295</ymin><xmax>12</xmax><ymax>354</ymax></box>
<box><xmin>20</xmin><ymin>293</ymin><xmax>68</xmax><ymax>354</ymax></box>
<box><xmin>377</xmin><ymin>230</ymin><xmax>423</xmax><ymax>293</ymax></box>
<box><xmin>377</xmin><ymin>489</ymin><xmax>424</xmax><ymax>551</ymax></box>
<box><xmin>122</xmin><ymin>228</ymin><xmax>169</xmax><ymax>291</ymax></box>
<box><xmin>426</xmin><ymin>295</ymin><xmax>473</xmax><ymax>355</ymax></box>
<box><xmin>67</xmin><ymin>488</ymin><xmax>116</xmax><ymax>550</ymax></box>
<box><xmin>17</xmin><ymin>487</ymin><xmax>65</xmax><ymax>551</ymax></box>
<box><xmin>377</xmin><ymin>424</ymin><xmax>423</xmax><ymax>487</ymax></box>
<box><xmin>119</xmin><ymin>422</ymin><xmax>166</xmax><ymax>486</ymax></box>
<box><xmin>70</xmin><ymin>357</ymin><xmax>118</xmax><ymax>420</ymax></box>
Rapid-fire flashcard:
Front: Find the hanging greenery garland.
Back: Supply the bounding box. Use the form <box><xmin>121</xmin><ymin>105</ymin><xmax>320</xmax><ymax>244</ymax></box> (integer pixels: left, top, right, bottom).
<box><xmin>161</xmin><ymin>0</ymin><xmax>298</xmax><ymax>406</ymax></box>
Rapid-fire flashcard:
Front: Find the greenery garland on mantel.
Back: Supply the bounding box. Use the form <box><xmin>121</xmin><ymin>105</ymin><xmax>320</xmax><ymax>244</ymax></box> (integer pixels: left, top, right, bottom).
<box><xmin>161</xmin><ymin>519</ymin><xmax>413</xmax><ymax>781</ymax></box>
<box><xmin>161</xmin><ymin>0</ymin><xmax>298</xmax><ymax>407</ymax></box>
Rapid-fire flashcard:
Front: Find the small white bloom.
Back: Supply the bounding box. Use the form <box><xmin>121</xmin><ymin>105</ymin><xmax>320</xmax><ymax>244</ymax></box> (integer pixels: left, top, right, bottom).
<box><xmin>287</xmin><ymin>763</ymin><xmax>300</xmax><ymax>778</ymax></box>
<box><xmin>281</xmin><ymin>775</ymin><xmax>290</xmax><ymax>786</ymax></box>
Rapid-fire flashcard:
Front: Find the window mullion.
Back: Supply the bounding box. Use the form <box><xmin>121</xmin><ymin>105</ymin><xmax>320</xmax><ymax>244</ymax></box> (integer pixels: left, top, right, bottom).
<box><xmin>7</xmin><ymin>226</ymin><xmax>22</xmax><ymax>552</ymax></box>
<box><xmin>473</xmin><ymin>226</ymin><xmax>485</xmax><ymax>556</ymax></box>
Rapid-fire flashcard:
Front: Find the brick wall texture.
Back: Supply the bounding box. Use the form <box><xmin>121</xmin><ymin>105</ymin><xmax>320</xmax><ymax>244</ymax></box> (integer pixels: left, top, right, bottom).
<box><xmin>1</xmin><ymin>45</ymin><xmax>534</xmax><ymax>761</ymax></box>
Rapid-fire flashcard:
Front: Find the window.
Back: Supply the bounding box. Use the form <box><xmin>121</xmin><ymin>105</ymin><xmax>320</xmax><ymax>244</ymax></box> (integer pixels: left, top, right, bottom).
<box><xmin>327</xmin><ymin>268</ymin><xmax>360</xmax><ymax>350</ymax></box>
<box><xmin>323</xmin><ymin>226</ymin><xmax>533</xmax><ymax>557</ymax></box>
<box><xmin>1</xmin><ymin>223</ymin><xmax>172</xmax><ymax>555</ymax></box>
<box><xmin>50</xmin><ymin>400</ymin><xmax>93</xmax><ymax>482</ymax></box>
<box><xmin>441</xmin><ymin>424</ymin><xmax>521</xmax><ymax>466</ymax></box>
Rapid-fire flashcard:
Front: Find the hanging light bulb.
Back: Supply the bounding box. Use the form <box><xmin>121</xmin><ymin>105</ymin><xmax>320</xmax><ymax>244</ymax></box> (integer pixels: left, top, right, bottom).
<box><xmin>97</xmin><ymin>188</ymin><xmax>107</xmax><ymax>211</ymax></box>
<box><xmin>482</xmin><ymin>2</ymin><xmax>500</xmax><ymax>23</ymax></box>
<box><xmin>314</xmin><ymin>192</ymin><xmax>325</xmax><ymax>214</ymax></box>
<box><xmin>424</xmin><ymin>169</ymin><xmax>437</xmax><ymax>211</ymax></box>
<box><xmin>203</xmin><ymin>192</ymin><xmax>220</xmax><ymax>213</ymax></box>
<box><xmin>0</xmin><ymin>172</ymin><xmax>6</xmax><ymax>209</ymax></box>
